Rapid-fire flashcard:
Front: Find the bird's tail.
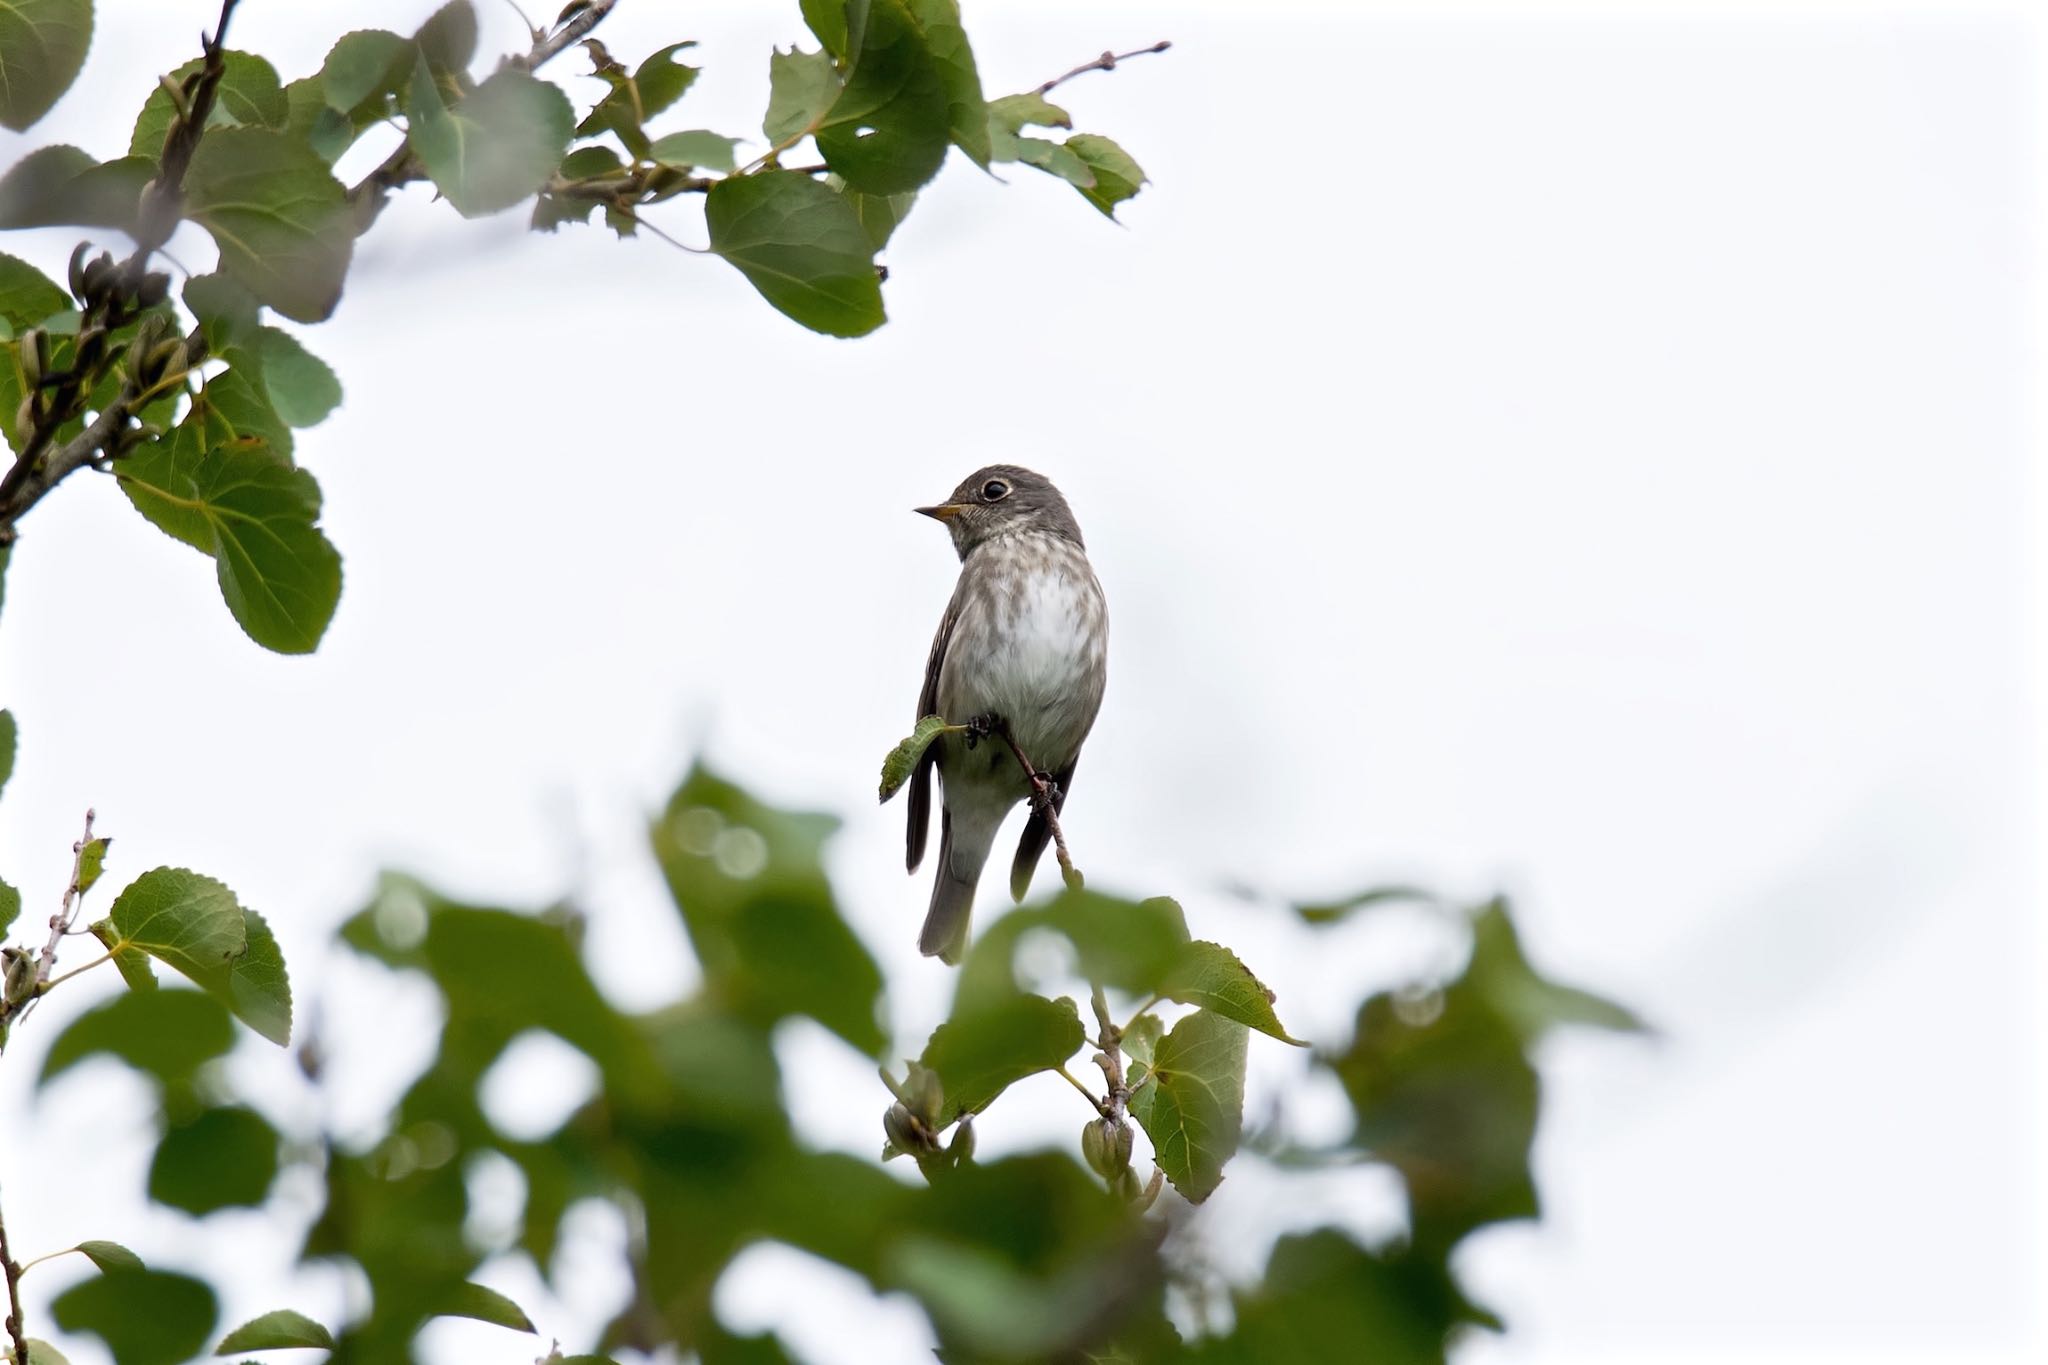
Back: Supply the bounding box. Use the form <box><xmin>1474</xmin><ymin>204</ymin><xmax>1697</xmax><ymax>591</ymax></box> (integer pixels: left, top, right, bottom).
<box><xmin>920</xmin><ymin>805</ymin><xmax>998</xmax><ymax>965</ymax></box>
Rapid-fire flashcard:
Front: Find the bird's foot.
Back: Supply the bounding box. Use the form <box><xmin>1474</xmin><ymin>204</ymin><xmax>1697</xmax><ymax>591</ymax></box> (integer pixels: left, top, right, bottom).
<box><xmin>963</xmin><ymin>712</ymin><xmax>1002</xmax><ymax>751</ymax></box>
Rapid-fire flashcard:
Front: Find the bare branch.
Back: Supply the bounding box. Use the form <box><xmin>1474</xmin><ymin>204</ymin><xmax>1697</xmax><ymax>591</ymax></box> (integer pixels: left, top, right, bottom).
<box><xmin>1</xmin><ymin>1188</ymin><xmax>26</xmax><ymax>1365</ymax></box>
<box><xmin>992</xmin><ymin>722</ymin><xmax>1083</xmax><ymax>890</ymax></box>
<box><xmin>510</xmin><ymin>0</ymin><xmax>624</xmax><ymax>72</ymax></box>
<box><xmin>1036</xmin><ymin>40</ymin><xmax>1172</xmax><ymax>96</ymax></box>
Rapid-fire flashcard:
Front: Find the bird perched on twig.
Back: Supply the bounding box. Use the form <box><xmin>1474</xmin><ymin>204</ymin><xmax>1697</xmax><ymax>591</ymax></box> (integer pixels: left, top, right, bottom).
<box><xmin>906</xmin><ymin>466</ymin><xmax>1108</xmax><ymax>964</ymax></box>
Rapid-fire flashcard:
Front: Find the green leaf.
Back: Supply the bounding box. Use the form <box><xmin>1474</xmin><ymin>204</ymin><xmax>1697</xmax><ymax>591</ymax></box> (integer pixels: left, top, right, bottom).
<box><xmin>1013</xmin><ymin>136</ymin><xmax>1093</xmax><ymax>189</ymax></box>
<box><xmin>1190</xmin><ymin>1230</ymin><xmax>1465</xmax><ymax>1363</ymax></box>
<box><xmin>74</xmin><ymin>1241</ymin><xmax>145</xmax><ymax>1273</ymax></box>
<box><xmin>652</xmin><ymin>764</ymin><xmax>886</xmax><ymax>1054</ymax></box>
<box><xmin>215</xmin><ymin>1309</ymin><xmax>335</xmax><ymax>1353</ymax></box>
<box><xmin>435</xmin><ymin>1282</ymin><xmax>536</xmax><ymax>1333</ymax></box>
<box><xmin>986</xmin><ymin>92</ymin><xmax>1070</xmax><ymax>157</ymax></box>
<box><xmin>322</xmin><ymin>29</ymin><xmax>411</xmax><ymax>112</ymax></box>
<box><xmin>284</xmin><ymin>75</ymin><xmax>362</xmax><ymax>164</ymax></box>
<box><xmin>73</xmin><ymin>836</ymin><xmax>108</xmax><ymax>895</ymax></box>
<box><xmin>577</xmin><ymin>42</ymin><xmax>699</xmax><ymax>155</ymax></box>
<box><xmin>648</xmin><ymin>129</ymin><xmax>740</xmax><ymax>172</ymax></box>
<box><xmin>129</xmin><ymin>52</ymin><xmax>289</xmax><ymax>159</ymax></box>
<box><xmin>905</xmin><ymin>0</ymin><xmax>989</xmax><ymax>166</ymax></box>
<box><xmin>408</xmin><ymin>57</ymin><xmax>576</xmax><ymax>217</ymax></box>
<box><xmin>815</xmin><ymin>0</ymin><xmax>951</xmax><ymax>194</ymax></box>
<box><xmin>414</xmin><ymin>0</ymin><xmax>478</xmax><ymax>77</ymax></box>
<box><xmin>1065</xmin><ymin>134</ymin><xmax>1146</xmax><ymax>218</ymax></box>
<box><xmin>762</xmin><ymin>47</ymin><xmax>840</xmax><ymax>145</ymax></box>
<box><xmin>799</xmin><ymin>0</ymin><xmax>849</xmax><ymax>58</ymax></box>
<box><xmin>149</xmin><ymin>1104</ymin><xmax>280</xmax><ymax>1215</ymax></box>
<box><xmin>919</xmin><ymin>992</ymin><xmax>1084</xmax><ymax>1120</ymax></box>
<box><xmin>96</xmin><ymin>868</ymin><xmax>247</xmax><ymax>986</ymax></box>
<box><xmin>706</xmin><ymin>170</ymin><xmax>885</xmax><ymax>337</ymax></box>
<box><xmin>183</xmin><ymin>270</ymin><xmax>260</xmax><ymax>352</ymax></box>
<box><xmin>879</xmin><ymin>714</ymin><xmax>951</xmax><ymax>802</ymax></box>
<box><xmin>184</xmin><ymin>129</ymin><xmax>354</xmax><ymax>323</ymax></box>
<box><xmin>845</xmin><ymin>185</ymin><xmax>915</xmax><ymax>250</ymax></box>
<box><xmin>26</xmin><ymin>1342</ymin><xmax>70</xmax><ymax>1365</ymax></box>
<box><xmin>0</xmin><ymin>253</ymin><xmax>66</xmax><ymax>329</ymax></box>
<box><xmin>1127</xmin><ymin>1009</ymin><xmax>1248</xmax><ymax>1203</ymax></box>
<box><xmin>1121</xmin><ymin>1012</ymin><xmax>1162</xmax><ymax>1069</ymax></box>
<box><xmin>1166</xmin><ymin>941</ymin><xmax>1306</xmax><ymax>1046</ymax></box>
<box><xmin>1466</xmin><ymin>899</ymin><xmax>1647</xmax><ymax>1038</ymax></box>
<box><xmin>92</xmin><ymin>870</ymin><xmax>294</xmax><ymax>1044</ymax></box>
<box><xmin>0</xmin><ymin>0</ymin><xmax>92</xmax><ymax>131</ymax></box>
<box><xmin>117</xmin><ymin>402</ymin><xmax>342</xmax><ymax>656</ymax></box>
<box><xmin>252</xmin><ymin>326</ymin><xmax>342</xmax><ymax>427</ymax></box>
<box><xmin>0</xmin><ymin>145</ymin><xmax>151</xmax><ymax>232</ymax></box>
<box><xmin>52</xmin><ymin>1268</ymin><xmax>217</xmax><ymax>1365</ymax></box>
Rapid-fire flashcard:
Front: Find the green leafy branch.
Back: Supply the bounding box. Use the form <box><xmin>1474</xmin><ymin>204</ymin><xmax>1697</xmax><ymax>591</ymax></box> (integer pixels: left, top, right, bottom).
<box><xmin>881</xmin><ymin>710</ymin><xmax>1083</xmax><ymax>887</ymax></box>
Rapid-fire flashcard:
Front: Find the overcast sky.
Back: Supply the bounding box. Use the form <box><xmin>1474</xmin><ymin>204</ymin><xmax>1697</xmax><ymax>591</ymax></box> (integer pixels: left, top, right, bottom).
<box><xmin>0</xmin><ymin>3</ymin><xmax>2040</xmax><ymax>1363</ymax></box>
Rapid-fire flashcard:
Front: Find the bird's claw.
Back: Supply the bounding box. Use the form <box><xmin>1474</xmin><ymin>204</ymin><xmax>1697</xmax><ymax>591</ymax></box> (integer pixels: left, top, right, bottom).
<box><xmin>963</xmin><ymin>713</ymin><xmax>1000</xmax><ymax>751</ymax></box>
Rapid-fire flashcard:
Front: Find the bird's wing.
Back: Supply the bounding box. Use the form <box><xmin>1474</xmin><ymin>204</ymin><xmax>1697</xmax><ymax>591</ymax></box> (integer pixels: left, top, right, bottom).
<box><xmin>906</xmin><ymin>596</ymin><xmax>957</xmax><ymax>873</ymax></box>
<box><xmin>1009</xmin><ymin>754</ymin><xmax>1079</xmax><ymax>902</ymax></box>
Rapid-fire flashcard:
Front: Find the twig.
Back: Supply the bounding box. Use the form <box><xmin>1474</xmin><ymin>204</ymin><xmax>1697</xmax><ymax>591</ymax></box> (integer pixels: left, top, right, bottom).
<box><xmin>1055</xmin><ymin>1063</ymin><xmax>1110</xmax><ymax>1117</ymax></box>
<box><xmin>509</xmin><ymin>0</ymin><xmax>623</xmax><ymax>73</ymax></box>
<box><xmin>1089</xmin><ymin>985</ymin><xmax>1130</xmax><ymax>1120</ymax></box>
<box><xmin>1036</xmin><ymin>40</ymin><xmax>1172</xmax><ymax>96</ymax></box>
<box><xmin>1</xmin><ymin>1187</ymin><xmax>26</xmax><ymax>1365</ymax></box>
<box><xmin>990</xmin><ymin>722</ymin><xmax>1082</xmax><ymax>890</ymax></box>
<box><xmin>36</xmin><ymin>810</ymin><xmax>101</xmax><ymax>984</ymax></box>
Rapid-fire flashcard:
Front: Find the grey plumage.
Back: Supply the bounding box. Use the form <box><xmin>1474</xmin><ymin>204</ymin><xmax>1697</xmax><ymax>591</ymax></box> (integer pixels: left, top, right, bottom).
<box><xmin>907</xmin><ymin>466</ymin><xmax>1108</xmax><ymax>963</ymax></box>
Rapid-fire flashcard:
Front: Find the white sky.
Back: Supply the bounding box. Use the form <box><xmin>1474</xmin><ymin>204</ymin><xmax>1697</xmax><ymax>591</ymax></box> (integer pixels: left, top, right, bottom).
<box><xmin>0</xmin><ymin>2</ymin><xmax>2040</xmax><ymax>1363</ymax></box>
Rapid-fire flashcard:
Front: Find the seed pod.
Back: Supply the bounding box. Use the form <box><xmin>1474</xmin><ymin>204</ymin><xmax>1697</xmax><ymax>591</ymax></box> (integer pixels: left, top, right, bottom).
<box><xmin>14</xmin><ymin>395</ymin><xmax>37</xmax><ymax>445</ymax></box>
<box><xmin>17</xmin><ymin>328</ymin><xmax>42</xmax><ymax>387</ymax></box>
<box><xmin>947</xmin><ymin>1116</ymin><xmax>976</xmax><ymax>1165</ymax></box>
<box><xmin>3</xmin><ymin>948</ymin><xmax>36</xmax><ymax>1007</ymax></box>
<box><xmin>1133</xmin><ymin>1168</ymin><xmax>1164</xmax><ymax>1214</ymax></box>
<box><xmin>147</xmin><ymin>339</ymin><xmax>190</xmax><ymax>387</ymax></box>
<box><xmin>75</xmin><ymin>325</ymin><xmax>107</xmax><ymax>370</ymax></box>
<box><xmin>1110</xmin><ymin>1167</ymin><xmax>1142</xmax><ymax>1203</ymax></box>
<box><xmin>1082</xmin><ymin>1117</ymin><xmax>1119</xmax><ymax>1179</ymax></box>
<box><xmin>909</xmin><ymin>1064</ymin><xmax>944</xmax><ymax>1127</ymax></box>
<box><xmin>136</xmin><ymin>271</ymin><xmax>170</xmax><ymax>308</ymax></box>
<box><xmin>883</xmin><ymin>1101</ymin><xmax>921</xmax><ymax>1154</ymax></box>
<box><xmin>67</xmin><ymin>241</ymin><xmax>91</xmax><ymax>300</ymax></box>
<box><xmin>1109</xmin><ymin>1119</ymin><xmax>1133</xmax><ymax>1175</ymax></box>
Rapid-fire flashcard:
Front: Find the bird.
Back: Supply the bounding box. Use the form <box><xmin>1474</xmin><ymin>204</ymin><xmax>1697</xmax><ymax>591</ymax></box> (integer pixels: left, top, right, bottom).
<box><xmin>906</xmin><ymin>465</ymin><xmax>1108</xmax><ymax>964</ymax></box>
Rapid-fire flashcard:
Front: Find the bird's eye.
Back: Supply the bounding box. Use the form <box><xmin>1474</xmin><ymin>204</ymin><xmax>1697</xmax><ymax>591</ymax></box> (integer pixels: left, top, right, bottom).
<box><xmin>981</xmin><ymin>479</ymin><xmax>1011</xmax><ymax>502</ymax></box>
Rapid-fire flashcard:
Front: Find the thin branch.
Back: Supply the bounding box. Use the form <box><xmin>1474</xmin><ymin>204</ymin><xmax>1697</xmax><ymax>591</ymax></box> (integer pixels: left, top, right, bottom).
<box><xmin>509</xmin><ymin>0</ymin><xmax>624</xmax><ymax>73</ymax></box>
<box><xmin>989</xmin><ymin>721</ymin><xmax>1082</xmax><ymax>890</ymax></box>
<box><xmin>0</xmin><ymin>811</ymin><xmax>109</xmax><ymax>1036</ymax></box>
<box><xmin>40</xmin><ymin>953</ymin><xmax>113</xmax><ymax>992</ymax></box>
<box><xmin>1</xmin><ymin>1188</ymin><xmax>26</xmax><ymax>1365</ymax></box>
<box><xmin>1036</xmin><ymin>40</ymin><xmax>1172</xmax><ymax>96</ymax></box>
<box><xmin>1055</xmin><ymin>1064</ymin><xmax>1110</xmax><ymax>1117</ymax></box>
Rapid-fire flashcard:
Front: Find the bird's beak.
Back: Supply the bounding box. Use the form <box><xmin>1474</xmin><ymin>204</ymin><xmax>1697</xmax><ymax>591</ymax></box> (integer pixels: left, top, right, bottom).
<box><xmin>915</xmin><ymin>503</ymin><xmax>963</xmax><ymax>523</ymax></box>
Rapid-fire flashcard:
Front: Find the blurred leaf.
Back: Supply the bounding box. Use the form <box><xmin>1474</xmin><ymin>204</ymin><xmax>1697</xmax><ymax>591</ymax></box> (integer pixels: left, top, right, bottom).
<box><xmin>1127</xmin><ymin>1009</ymin><xmax>1247</xmax><ymax>1203</ymax></box>
<box><xmin>653</xmin><ymin>763</ymin><xmax>886</xmax><ymax>1053</ymax></box>
<box><xmin>414</xmin><ymin>0</ymin><xmax>478</xmax><ymax>77</ymax></box>
<box><xmin>649</xmin><ymin>129</ymin><xmax>739</xmax><ymax>172</ymax></box>
<box><xmin>905</xmin><ymin>0</ymin><xmax>989</xmax><ymax>167</ymax></box>
<box><xmin>0</xmin><ymin>707</ymin><xmax>13</xmax><ymax>931</ymax></box>
<box><xmin>0</xmin><ymin>145</ymin><xmax>151</xmax><ymax>231</ymax></box>
<box><xmin>815</xmin><ymin>0</ymin><xmax>950</xmax><ymax>195</ymax></box>
<box><xmin>799</xmin><ymin>0</ymin><xmax>849</xmax><ymax>57</ymax></box>
<box><xmin>919</xmin><ymin>991</ymin><xmax>1084</xmax><ymax>1120</ymax></box>
<box><xmin>129</xmin><ymin>51</ymin><xmax>289</xmax><ymax>159</ymax></box>
<box><xmin>1294</xmin><ymin>884</ymin><xmax>1438</xmax><ymax>925</ymax></box>
<box><xmin>0</xmin><ymin>0</ymin><xmax>92</xmax><ymax>131</ymax></box>
<box><xmin>253</xmin><ymin>326</ymin><xmax>342</xmax><ymax>427</ymax></box>
<box><xmin>879</xmin><ymin>714</ymin><xmax>950</xmax><ymax>802</ymax></box>
<box><xmin>706</xmin><ymin>170</ymin><xmax>885</xmax><ymax>337</ymax></box>
<box><xmin>284</xmin><ymin>75</ymin><xmax>362</xmax><ymax>164</ymax></box>
<box><xmin>149</xmin><ymin>1104</ymin><xmax>281</xmax><ymax>1215</ymax></box>
<box><xmin>184</xmin><ymin>129</ymin><xmax>353</xmax><ymax>323</ymax></box>
<box><xmin>215</xmin><ymin>1309</ymin><xmax>335</xmax><ymax>1352</ymax></box>
<box><xmin>321</xmin><ymin>29</ymin><xmax>411</xmax><ymax>112</ymax></box>
<box><xmin>25</xmin><ymin>1343</ymin><xmax>71</xmax><ymax>1365</ymax></box>
<box><xmin>985</xmin><ymin>92</ymin><xmax>1069</xmax><ymax>164</ymax></box>
<box><xmin>183</xmin><ymin>270</ymin><xmax>260</xmax><ymax>352</ymax></box>
<box><xmin>762</xmin><ymin>47</ymin><xmax>839</xmax><ymax>145</ymax></box>
<box><xmin>1467</xmin><ymin>899</ymin><xmax>1646</xmax><ymax>1038</ymax></box>
<box><xmin>51</xmin><ymin>1267</ymin><xmax>217</xmax><ymax>1365</ymax></box>
<box><xmin>40</xmin><ymin>988</ymin><xmax>234</xmax><ymax>1089</ymax></box>
<box><xmin>1183</xmin><ymin>1230</ymin><xmax>1457</xmax><ymax>1365</ymax></box>
<box><xmin>1064</xmin><ymin>134</ymin><xmax>1146</xmax><ymax>218</ymax></box>
<box><xmin>435</xmin><ymin>1282</ymin><xmax>536</xmax><ymax>1333</ymax></box>
<box><xmin>118</xmin><ymin>402</ymin><xmax>342</xmax><ymax>655</ymax></box>
<box><xmin>700</xmin><ymin>1327</ymin><xmax>797</xmax><ymax>1365</ymax></box>
<box><xmin>0</xmin><ymin>253</ymin><xmax>66</xmax><ymax>328</ymax></box>
<box><xmin>408</xmin><ymin>57</ymin><xmax>576</xmax><ymax>217</ymax></box>
<box><xmin>74</xmin><ymin>1241</ymin><xmax>145</xmax><ymax>1272</ymax></box>
<box><xmin>1165</xmin><ymin>941</ymin><xmax>1305</xmax><ymax>1046</ymax></box>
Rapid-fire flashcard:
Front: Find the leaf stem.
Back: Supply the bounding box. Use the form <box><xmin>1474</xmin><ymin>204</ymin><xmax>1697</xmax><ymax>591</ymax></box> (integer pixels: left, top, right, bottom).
<box><xmin>40</xmin><ymin>952</ymin><xmax>113</xmax><ymax>992</ymax></box>
<box><xmin>1121</xmin><ymin>994</ymin><xmax>1162</xmax><ymax>1040</ymax></box>
<box><xmin>1054</xmin><ymin>1064</ymin><xmax>1109</xmax><ymax>1117</ymax></box>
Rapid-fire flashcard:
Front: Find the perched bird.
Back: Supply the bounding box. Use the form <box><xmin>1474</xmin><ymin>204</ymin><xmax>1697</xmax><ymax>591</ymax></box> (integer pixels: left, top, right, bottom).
<box><xmin>907</xmin><ymin>466</ymin><xmax>1108</xmax><ymax>963</ymax></box>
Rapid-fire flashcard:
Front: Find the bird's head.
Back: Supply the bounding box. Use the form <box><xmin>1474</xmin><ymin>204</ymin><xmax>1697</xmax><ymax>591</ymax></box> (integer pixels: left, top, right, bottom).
<box><xmin>916</xmin><ymin>465</ymin><xmax>1083</xmax><ymax>559</ymax></box>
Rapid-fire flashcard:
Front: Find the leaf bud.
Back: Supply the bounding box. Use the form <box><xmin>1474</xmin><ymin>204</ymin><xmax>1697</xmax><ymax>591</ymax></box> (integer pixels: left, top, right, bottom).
<box><xmin>1082</xmin><ymin>1116</ymin><xmax>1127</xmax><ymax>1179</ymax></box>
<box><xmin>136</xmin><ymin>271</ymin><xmax>170</xmax><ymax>308</ymax></box>
<box><xmin>1110</xmin><ymin>1167</ymin><xmax>1142</xmax><ymax>1203</ymax></box>
<box><xmin>908</xmin><ymin>1062</ymin><xmax>944</xmax><ymax>1127</ymax></box>
<box><xmin>17</xmin><ymin>329</ymin><xmax>42</xmax><ymax>387</ymax></box>
<box><xmin>883</xmin><ymin>1101</ymin><xmax>926</xmax><ymax>1155</ymax></box>
<box><xmin>3</xmin><ymin>947</ymin><xmax>36</xmax><ymax>1007</ymax></box>
<box><xmin>67</xmin><ymin>241</ymin><xmax>91</xmax><ymax>301</ymax></box>
<box><xmin>946</xmin><ymin>1116</ymin><xmax>975</xmax><ymax>1165</ymax></box>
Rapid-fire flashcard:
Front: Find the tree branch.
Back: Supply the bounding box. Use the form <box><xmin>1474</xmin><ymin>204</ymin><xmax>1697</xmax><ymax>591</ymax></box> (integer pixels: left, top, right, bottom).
<box><xmin>990</xmin><ymin>722</ymin><xmax>1082</xmax><ymax>890</ymax></box>
<box><xmin>1036</xmin><ymin>40</ymin><xmax>1172</xmax><ymax>96</ymax></box>
<box><xmin>509</xmin><ymin>0</ymin><xmax>624</xmax><ymax>72</ymax></box>
<box><xmin>0</xmin><ymin>1187</ymin><xmax>26</xmax><ymax>1365</ymax></box>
